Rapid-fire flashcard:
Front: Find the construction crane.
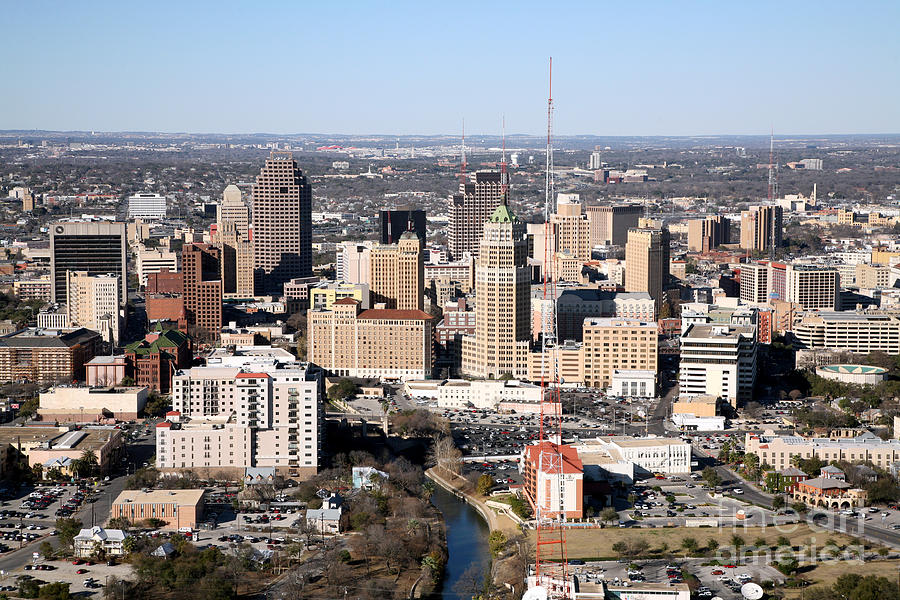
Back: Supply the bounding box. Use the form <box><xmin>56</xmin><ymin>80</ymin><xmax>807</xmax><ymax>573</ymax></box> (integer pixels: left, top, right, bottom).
<box><xmin>528</xmin><ymin>56</ymin><xmax>571</xmax><ymax>600</ymax></box>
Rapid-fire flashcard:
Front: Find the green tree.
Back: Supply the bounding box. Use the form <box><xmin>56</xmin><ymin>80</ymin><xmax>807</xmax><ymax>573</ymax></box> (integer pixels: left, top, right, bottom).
<box><xmin>475</xmin><ymin>474</ymin><xmax>493</xmax><ymax>496</ymax></box>
<box><xmin>612</xmin><ymin>541</ymin><xmax>628</xmax><ymax>558</ymax></box>
<box><xmin>599</xmin><ymin>507</ymin><xmax>619</xmax><ymax>524</ymax></box>
<box><xmin>55</xmin><ymin>517</ymin><xmax>82</xmax><ymax>549</ymax></box>
<box><xmin>327</xmin><ymin>379</ymin><xmax>358</xmax><ymax>403</ymax></box>
<box><xmin>488</xmin><ymin>530</ymin><xmax>507</xmax><ymax>557</ymax></box>
<box><xmin>777</xmin><ymin>535</ymin><xmax>791</xmax><ymax>548</ymax></box>
<box><xmin>681</xmin><ymin>537</ymin><xmax>698</xmax><ymax>553</ymax></box>
<box><xmin>731</xmin><ymin>534</ymin><xmax>745</xmax><ymax>563</ymax></box>
<box><xmin>776</xmin><ymin>557</ymin><xmax>799</xmax><ymax>576</ymax></box>
<box><xmin>702</xmin><ymin>466</ymin><xmax>722</xmax><ymax>489</ymax></box>
<box><xmin>772</xmin><ymin>495</ymin><xmax>786</xmax><ymax>510</ymax></box>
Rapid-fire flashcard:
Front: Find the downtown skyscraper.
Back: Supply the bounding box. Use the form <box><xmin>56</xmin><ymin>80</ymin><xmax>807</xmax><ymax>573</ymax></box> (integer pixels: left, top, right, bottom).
<box><xmin>252</xmin><ymin>152</ymin><xmax>312</xmax><ymax>295</ymax></box>
<box><xmin>461</xmin><ymin>202</ymin><xmax>531</xmax><ymax>379</ymax></box>
<box><xmin>448</xmin><ymin>170</ymin><xmax>508</xmax><ymax>260</ymax></box>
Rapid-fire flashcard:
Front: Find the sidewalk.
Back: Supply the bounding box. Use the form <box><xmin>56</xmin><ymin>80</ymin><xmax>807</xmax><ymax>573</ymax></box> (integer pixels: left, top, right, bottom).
<box><xmin>426</xmin><ymin>467</ymin><xmax>519</xmax><ymax>534</ymax></box>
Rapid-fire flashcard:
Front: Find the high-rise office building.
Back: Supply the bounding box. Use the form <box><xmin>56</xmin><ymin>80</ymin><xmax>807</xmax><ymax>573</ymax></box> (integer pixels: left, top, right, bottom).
<box><xmin>448</xmin><ymin>170</ymin><xmax>508</xmax><ymax>260</ymax></box>
<box><xmin>213</xmin><ymin>186</ymin><xmax>254</xmax><ymax>297</ymax></box>
<box><xmin>66</xmin><ymin>271</ymin><xmax>122</xmax><ymax>346</ymax></box>
<box><xmin>380</xmin><ymin>208</ymin><xmax>426</xmax><ymax>244</ymax></box>
<box><xmin>50</xmin><ymin>221</ymin><xmax>127</xmax><ymax>307</ymax></box>
<box><xmin>217</xmin><ymin>185</ymin><xmax>250</xmax><ymax>235</ymax></box>
<box><xmin>551</xmin><ymin>194</ymin><xmax>591</xmax><ymax>260</ymax></box>
<box><xmin>589</xmin><ymin>150</ymin><xmax>603</xmax><ymax>170</ymax></box>
<box><xmin>740</xmin><ymin>205</ymin><xmax>783</xmax><ymax>253</ymax></box>
<box><xmin>252</xmin><ymin>152</ymin><xmax>312</xmax><ymax>295</ymax></box>
<box><xmin>584</xmin><ymin>204</ymin><xmax>642</xmax><ymax>246</ymax></box>
<box><xmin>739</xmin><ymin>262</ymin><xmax>770</xmax><ymax>304</ymax></box>
<box><xmin>336</xmin><ymin>241</ymin><xmax>373</xmax><ymax>285</ymax></box>
<box><xmin>687</xmin><ymin>215</ymin><xmax>730</xmax><ymax>252</ymax></box>
<box><xmin>461</xmin><ymin>202</ymin><xmax>531</xmax><ymax>379</ymax></box>
<box><xmin>625</xmin><ymin>228</ymin><xmax>669</xmax><ymax>310</ymax></box>
<box><xmin>784</xmin><ymin>264</ymin><xmax>839</xmax><ymax>311</ymax></box>
<box><xmin>181</xmin><ymin>244</ymin><xmax>222</xmax><ymax>340</ymax></box>
<box><xmin>136</xmin><ymin>247</ymin><xmax>178</xmax><ymax>287</ymax></box>
<box><xmin>127</xmin><ymin>193</ymin><xmax>167</xmax><ymax>220</ymax></box>
<box><xmin>369</xmin><ymin>232</ymin><xmax>424</xmax><ymax>310</ymax></box>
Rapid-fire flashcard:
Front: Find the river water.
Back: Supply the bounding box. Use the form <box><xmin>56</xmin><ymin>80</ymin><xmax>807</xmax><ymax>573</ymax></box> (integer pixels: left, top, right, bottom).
<box><xmin>430</xmin><ymin>485</ymin><xmax>491</xmax><ymax>599</ymax></box>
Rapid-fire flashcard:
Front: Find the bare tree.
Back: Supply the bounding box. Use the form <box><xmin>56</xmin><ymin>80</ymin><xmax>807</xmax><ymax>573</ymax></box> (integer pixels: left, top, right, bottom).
<box><xmin>428</xmin><ymin>434</ymin><xmax>462</xmax><ymax>477</ymax></box>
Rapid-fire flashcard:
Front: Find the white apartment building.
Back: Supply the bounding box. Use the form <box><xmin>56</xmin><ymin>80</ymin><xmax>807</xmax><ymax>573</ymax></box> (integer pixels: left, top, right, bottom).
<box><xmin>437</xmin><ymin>379</ymin><xmax>542</xmax><ymax>410</ymax></box>
<box><xmin>127</xmin><ymin>193</ymin><xmax>167</xmax><ymax>220</ymax></box>
<box><xmin>156</xmin><ymin>416</ymin><xmax>253</xmax><ymax>472</ymax></box>
<box><xmin>136</xmin><ymin>247</ymin><xmax>178</xmax><ymax>286</ymax></box>
<box><xmin>793</xmin><ymin>312</ymin><xmax>900</xmax><ymax>354</ymax></box>
<box><xmin>591</xmin><ymin>436</ymin><xmax>692</xmax><ymax>475</ymax></box>
<box><xmin>165</xmin><ymin>362</ymin><xmax>323</xmax><ymax>478</ymax></box>
<box><xmin>679</xmin><ymin>323</ymin><xmax>757</xmax><ymax>408</ymax></box>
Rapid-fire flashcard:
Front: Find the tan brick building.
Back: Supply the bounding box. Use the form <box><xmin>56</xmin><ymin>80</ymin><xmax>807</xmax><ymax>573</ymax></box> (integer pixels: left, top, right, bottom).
<box><xmin>110</xmin><ymin>489</ymin><xmax>205</xmax><ymax>530</ymax></box>
<box><xmin>0</xmin><ymin>327</ymin><xmax>100</xmax><ymax>384</ymax></box>
<box><xmin>369</xmin><ymin>232</ymin><xmax>424</xmax><ymax>310</ymax></box>
<box><xmin>308</xmin><ymin>298</ymin><xmax>434</xmax><ymax>380</ymax></box>
<box><xmin>582</xmin><ymin>318</ymin><xmax>659</xmax><ymax>388</ymax></box>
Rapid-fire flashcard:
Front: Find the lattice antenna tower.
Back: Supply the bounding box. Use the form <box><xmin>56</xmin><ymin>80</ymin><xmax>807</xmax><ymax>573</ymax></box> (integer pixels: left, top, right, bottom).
<box><xmin>534</xmin><ymin>56</ymin><xmax>570</xmax><ymax>600</ymax></box>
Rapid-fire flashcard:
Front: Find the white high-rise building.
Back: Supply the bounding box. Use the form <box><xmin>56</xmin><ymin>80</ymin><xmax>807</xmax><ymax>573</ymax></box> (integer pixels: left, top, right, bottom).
<box><xmin>589</xmin><ymin>150</ymin><xmax>603</xmax><ymax>170</ymax></box>
<box><xmin>164</xmin><ymin>361</ymin><xmax>323</xmax><ymax>478</ymax></box>
<box><xmin>127</xmin><ymin>193</ymin><xmax>167</xmax><ymax>220</ymax></box>
<box><xmin>679</xmin><ymin>323</ymin><xmax>757</xmax><ymax>408</ymax></box>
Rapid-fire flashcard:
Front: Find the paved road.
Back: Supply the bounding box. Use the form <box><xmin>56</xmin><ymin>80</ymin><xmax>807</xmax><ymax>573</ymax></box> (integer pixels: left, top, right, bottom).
<box><xmin>0</xmin><ymin>432</ymin><xmax>155</xmax><ymax>576</ymax></box>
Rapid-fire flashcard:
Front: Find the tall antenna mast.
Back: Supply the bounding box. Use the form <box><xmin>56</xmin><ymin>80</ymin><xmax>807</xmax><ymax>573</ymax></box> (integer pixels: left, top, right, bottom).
<box><xmin>501</xmin><ymin>115</ymin><xmax>509</xmax><ymax>204</ymax></box>
<box><xmin>533</xmin><ymin>55</ymin><xmax>569</xmax><ymax>600</ymax></box>
<box><xmin>459</xmin><ymin>119</ymin><xmax>467</xmax><ymax>187</ymax></box>
<box><xmin>544</xmin><ymin>58</ymin><xmax>555</xmax><ymax>220</ymax></box>
<box><xmin>768</xmin><ymin>128</ymin><xmax>777</xmax><ymax>260</ymax></box>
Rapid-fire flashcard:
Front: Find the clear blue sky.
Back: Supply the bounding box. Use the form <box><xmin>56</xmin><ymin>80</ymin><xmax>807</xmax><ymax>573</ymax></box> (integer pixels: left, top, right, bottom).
<box><xmin>4</xmin><ymin>1</ymin><xmax>898</xmax><ymax>136</ymax></box>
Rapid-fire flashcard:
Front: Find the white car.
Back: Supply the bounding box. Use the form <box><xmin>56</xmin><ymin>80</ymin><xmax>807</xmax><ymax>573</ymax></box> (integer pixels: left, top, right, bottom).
<box><xmin>733</xmin><ymin>488</ymin><xmax>744</xmax><ymax>495</ymax></box>
<box><xmin>738</xmin><ymin>573</ymin><xmax>752</xmax><ymax>581</ymax></box>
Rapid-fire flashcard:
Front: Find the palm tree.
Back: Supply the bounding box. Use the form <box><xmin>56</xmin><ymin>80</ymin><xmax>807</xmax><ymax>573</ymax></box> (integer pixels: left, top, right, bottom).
<box><xmin>72</xmin><ymin>449</ymin><xmax>99</xmax><ymax>479</ymax></box>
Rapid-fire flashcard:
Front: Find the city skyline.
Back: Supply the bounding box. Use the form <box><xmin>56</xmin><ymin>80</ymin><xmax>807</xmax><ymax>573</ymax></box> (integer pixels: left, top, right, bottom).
<box><xmin>4</xmin><ymin>1</ymin><xmax>899</xmax><ymax>136</ymax></box>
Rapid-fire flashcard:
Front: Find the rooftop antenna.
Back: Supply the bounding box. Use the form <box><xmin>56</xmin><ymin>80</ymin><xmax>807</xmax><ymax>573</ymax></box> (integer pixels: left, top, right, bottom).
<box><xmin>768</xmin><ymin>128</ymin><xmax>777</xmax><ymax>261</ymax></box>
<box><xmin>501</xmin><ymin>115</ymin><xmax>509</xmax><ymax>205</ymax></box>
<box><xmin>459</xmin><ymin>119</ymin><xmax>467</xmax><ymax>187</ymax></box>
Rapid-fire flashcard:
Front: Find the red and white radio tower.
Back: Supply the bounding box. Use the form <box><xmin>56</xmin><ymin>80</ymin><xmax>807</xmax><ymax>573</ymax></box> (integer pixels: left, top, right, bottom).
<box><xmin>528</xmin><ymin>56</ymin><xmax>571</xmax><ymax>600</ymax></box>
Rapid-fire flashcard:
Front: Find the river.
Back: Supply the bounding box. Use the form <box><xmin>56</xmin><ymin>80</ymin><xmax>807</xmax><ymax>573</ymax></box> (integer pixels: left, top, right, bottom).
<box><xmin>430</xmin><ymin>485</ymin><xmax>491</xmax><ymax>599</ymax></box>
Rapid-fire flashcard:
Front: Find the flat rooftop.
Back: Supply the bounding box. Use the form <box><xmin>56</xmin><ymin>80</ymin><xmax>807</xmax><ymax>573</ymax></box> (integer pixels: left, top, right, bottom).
<box><xmin>112</xmin><ymin>489</ymin><xmax>205</xmax><ymax>506</ymax></box>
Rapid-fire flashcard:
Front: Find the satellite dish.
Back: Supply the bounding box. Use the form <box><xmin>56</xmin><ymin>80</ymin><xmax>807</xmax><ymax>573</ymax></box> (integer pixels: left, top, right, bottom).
<box><xmin>522</xmin><ymin>586</ymin><xmax>548</xmax><ymax>600</ymax></box>
<box><xmin>741</xmin><ymin>582</ymin><xmax>764</xmax><ymax>600</ymax></box>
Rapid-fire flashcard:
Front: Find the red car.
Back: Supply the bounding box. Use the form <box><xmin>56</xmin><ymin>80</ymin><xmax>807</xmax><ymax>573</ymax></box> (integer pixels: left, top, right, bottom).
<box><xmin>724</xmin><ymin>564</ymin><xmax>736</xmax><ymax>569</ymax></box>
<box><xmin>76</xmin><ymin>568</ymin><xmax>88</xmax><ymax>574</ymax></box>
<box><xmin>711</xmin><ymin>569</ymin><xmax>724</xmax><ymax>575</ymax></box>
<box><xmin>72</xmin><ymin>560</ymin><xmax>83</xmax><ymax>565</ymax></box>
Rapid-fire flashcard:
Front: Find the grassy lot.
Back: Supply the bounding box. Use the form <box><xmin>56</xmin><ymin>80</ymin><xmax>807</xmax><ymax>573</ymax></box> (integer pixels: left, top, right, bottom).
<box><xmin>781</xmin><ymin>559</ymin><xmax>900</xmax><ymax>599</ymax></box>
<box><xmin>543</xmin><ymin>525</ymin><xmax>867</xmax><ymax>560</ymax></box>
